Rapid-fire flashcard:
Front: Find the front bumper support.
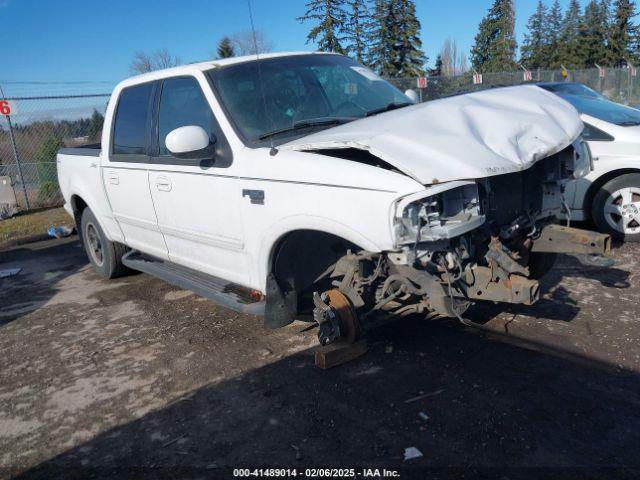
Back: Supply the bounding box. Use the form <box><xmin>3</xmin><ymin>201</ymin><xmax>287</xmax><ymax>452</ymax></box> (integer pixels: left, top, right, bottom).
<box><xmin>531</xmin><ymin>225</ymin><xmax>611</xmax><ymax>255</ymax></box>
<box><xmin>462</xmin><ymin>266</ymin><xmax>540</xmax><ymax>305</ymax></box>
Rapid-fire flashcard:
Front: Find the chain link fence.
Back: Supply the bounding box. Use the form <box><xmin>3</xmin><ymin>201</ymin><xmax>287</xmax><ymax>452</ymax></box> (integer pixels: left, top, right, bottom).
<box><xmin>387</xmin><ymin>66</ymin><xmax>640</xmax><ymax>106</ymax></box>
<box><xmin>0</xmin><ymin>93</ymin><xmax>110</xmax><ymax>216</ymax></box>
<box><xmin>1</xmin><ymin>67</ymin><xmax>639</xmax><ymax>216</ymax></box>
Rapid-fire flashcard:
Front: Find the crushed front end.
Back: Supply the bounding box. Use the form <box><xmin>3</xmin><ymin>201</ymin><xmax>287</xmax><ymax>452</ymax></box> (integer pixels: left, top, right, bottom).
<box><xmin>313</xmin><ymin>139</ymin><xmax>611</xmax><ymax>345</ymax></box>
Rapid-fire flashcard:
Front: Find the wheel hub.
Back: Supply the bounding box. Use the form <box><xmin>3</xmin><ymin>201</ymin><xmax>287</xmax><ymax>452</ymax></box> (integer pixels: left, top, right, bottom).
<box><xmin>312</xmin><ymin>289</ymin><xmax>358</xmax><ymax>345</ymax></box>
<box><xmin>85</xmin><ymin>223</ymin><xmax>104</xmax><ymax>266</ymax></box>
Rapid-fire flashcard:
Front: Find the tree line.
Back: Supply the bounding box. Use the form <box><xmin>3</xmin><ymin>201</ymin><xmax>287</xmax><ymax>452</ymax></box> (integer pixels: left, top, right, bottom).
<box><xmin>518</xmin><ymin>0</ymin><xmax>639</xmax><ymax>71</ymax></box>
<box><xmin>300</xmin><ymin>0</ymin><xmax>640</xmax><ymax>76</ymax></box>
<box><xmin>129</xmin><ymin>0</ymin><xmax>640</xmax><ymax>78</ymax></box>
<box><xmin>471</xmin><ymin>0</ymin><xmax>640</xmax><ymax>72</ymax></box>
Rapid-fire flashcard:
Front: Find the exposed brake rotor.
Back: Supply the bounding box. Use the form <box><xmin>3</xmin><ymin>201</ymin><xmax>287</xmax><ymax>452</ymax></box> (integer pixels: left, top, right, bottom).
<box><xmin>312</xmin><ymin>289</ymin><xmax>358</xmax><ymax>345</ymax></box>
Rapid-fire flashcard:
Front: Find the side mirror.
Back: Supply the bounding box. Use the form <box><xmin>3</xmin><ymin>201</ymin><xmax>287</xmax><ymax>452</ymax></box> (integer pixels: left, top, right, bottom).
<box><xmin>165</xmin><ymin>125</ymin><xmax>216</xmax><ymax>159</ymax></box>
<box><xmin>404</xmin><ymin>89</ymin><xmax>419</xmax><ymax>104</ymax></box>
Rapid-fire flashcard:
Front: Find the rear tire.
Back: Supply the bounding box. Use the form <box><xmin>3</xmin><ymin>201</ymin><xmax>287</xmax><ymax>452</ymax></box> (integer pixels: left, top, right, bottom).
<box><xmin>592</xmin><ymin>173</ymin><xmax>640</xmax><ymax>242</ymax></box>
<box><xmin>80</xmin><ymin>208</ymin><xmax>130</xmax><ymax>279</ymax></box>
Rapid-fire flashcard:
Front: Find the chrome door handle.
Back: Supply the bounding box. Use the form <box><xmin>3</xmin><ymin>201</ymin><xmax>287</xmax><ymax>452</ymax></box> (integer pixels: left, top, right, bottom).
<box><xmin>155</xmin><ymin>176</ymin><xmax>172</xmax><ymax>192</ymax></box>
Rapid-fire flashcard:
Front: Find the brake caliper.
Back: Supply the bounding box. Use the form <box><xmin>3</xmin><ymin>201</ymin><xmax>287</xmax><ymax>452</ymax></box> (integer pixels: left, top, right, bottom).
<box><xmin>312</xmin><ymin>292</ymin><xmax>342</xmax><ymax>346</ymax></box>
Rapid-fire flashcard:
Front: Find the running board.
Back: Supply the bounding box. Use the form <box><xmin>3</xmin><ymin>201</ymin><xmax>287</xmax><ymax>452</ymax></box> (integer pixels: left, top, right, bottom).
<box><xmin>122</xmin><ymin>251</ymin><xmax>265</xmax><ymax>316</ymax></box>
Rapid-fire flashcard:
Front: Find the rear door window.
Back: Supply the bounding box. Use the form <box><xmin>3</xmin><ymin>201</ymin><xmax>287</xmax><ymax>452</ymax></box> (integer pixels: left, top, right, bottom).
<box><xmin>112</xmin><ymin>83</ymin><xmax>154</xmax><ymax>159</ymax></box>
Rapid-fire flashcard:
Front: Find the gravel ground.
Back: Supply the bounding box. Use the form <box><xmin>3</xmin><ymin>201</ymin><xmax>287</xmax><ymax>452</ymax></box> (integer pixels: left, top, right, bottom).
<box><xmin>0</xmin><ymin>237</ymin><xmax>639</xmax><ymax>479</ymax></box>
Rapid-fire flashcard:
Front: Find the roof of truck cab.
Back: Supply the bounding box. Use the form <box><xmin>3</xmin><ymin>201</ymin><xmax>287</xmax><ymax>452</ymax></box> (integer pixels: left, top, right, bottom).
<box><xmin>120</xmin><ymin>51</ymin><xmax>337</xmax><ymax>87</ymax></box>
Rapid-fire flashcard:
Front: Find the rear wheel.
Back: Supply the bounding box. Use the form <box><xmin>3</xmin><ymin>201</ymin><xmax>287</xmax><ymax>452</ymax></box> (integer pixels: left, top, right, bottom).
<box><xmin>592</xmin><ymin>173</ymin><xmax>640</xmax><ymax>242</ymax></box>
<box><xmin>81</xmin><ymin>208</ymin><xmax>130</xmax><ymax>278</ymax></box>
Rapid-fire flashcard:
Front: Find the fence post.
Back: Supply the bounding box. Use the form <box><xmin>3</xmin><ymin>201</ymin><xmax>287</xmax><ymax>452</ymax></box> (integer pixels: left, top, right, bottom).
<box><xmin>5</xmin><ymin>114</ymin><xmax>30</xmax><ymax>210</ymax></box>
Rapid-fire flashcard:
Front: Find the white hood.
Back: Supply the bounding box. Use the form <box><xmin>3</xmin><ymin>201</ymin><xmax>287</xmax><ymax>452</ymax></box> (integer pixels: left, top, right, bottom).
<box><xmin>281</xmin><ymin>85</ymin><xmax>583</xmax><ymax>184</ymax></box>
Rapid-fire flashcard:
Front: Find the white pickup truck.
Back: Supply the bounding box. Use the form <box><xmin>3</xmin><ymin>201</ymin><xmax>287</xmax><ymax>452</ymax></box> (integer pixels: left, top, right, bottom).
<box><xmin>58</xmin><ymin>52</ymin><xmax>610</xmax><ymax>345</ymax></box>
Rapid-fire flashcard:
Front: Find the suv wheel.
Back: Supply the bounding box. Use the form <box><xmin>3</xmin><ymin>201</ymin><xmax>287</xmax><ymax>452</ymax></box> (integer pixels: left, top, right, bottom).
<box><xmin>592</xmin><ymin>173</ymin><xmax>640</xmax><ymax>242</ymax></box>
<box><xmin>80</xmin><ymin>208</ymin><xmax>130</xmax><ymax>278</ymax></box>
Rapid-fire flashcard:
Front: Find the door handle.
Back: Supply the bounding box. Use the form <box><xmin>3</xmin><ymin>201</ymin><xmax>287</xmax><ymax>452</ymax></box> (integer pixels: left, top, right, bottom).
<box><xmin>155</xmin><ymin>176</ymin><xmax>172</xmax><ymax>192</ymax></box>
<box><xmin>106</xmin><ymin>172</ymin><xmax>119</xmax><ymax>185</ymax></box>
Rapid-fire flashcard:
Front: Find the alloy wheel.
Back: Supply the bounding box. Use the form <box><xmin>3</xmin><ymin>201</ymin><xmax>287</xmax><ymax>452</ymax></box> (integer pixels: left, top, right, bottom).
<box><xmin>603</xmin><ymin>186</ymin><xmax>640</xmax><ymax>235</ymax></box>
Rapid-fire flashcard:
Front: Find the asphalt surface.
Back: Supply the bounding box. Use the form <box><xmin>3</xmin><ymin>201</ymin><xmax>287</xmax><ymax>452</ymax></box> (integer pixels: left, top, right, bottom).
<box><xmin>0</xmin><ymin>237</ymin><xmax>639</xmax><ymax>479</ymax></box>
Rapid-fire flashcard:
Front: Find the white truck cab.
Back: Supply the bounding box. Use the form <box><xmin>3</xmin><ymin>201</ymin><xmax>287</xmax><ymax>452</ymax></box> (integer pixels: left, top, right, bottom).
<box><xmin>58</xmin><ymin>52</ymin><xmax>610</xmax><ymax>345</ymax></box>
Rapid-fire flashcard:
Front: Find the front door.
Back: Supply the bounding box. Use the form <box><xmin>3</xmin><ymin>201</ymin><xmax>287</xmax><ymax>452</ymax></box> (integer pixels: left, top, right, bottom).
<box><xmin>147</xmin><ymin>76</ymin><xmax>248</xmax><ymax>286</ymax></box>
<box><xmin>103</xmin><ymin>81</ymin><xmax>168</xmax><ymax>260</ymax></box>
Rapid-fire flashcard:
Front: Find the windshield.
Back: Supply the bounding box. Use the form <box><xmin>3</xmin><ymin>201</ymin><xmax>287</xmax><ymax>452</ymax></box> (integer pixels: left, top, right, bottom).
<box><xmin>540</xmin><ymin>83</ymin><xmax>640</xmax><ymax>126</ymax></box>
<box><xmin>207</xmin><ymin>54</ymin><xmax>410</xmax><ymax>144</ymax></box>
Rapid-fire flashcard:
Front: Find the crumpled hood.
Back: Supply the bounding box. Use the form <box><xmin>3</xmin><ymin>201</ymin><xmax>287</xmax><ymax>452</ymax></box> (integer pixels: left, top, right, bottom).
<box><xmin>281</xmin><ymin>85</ymin><xmax>583</xmax><ymax>184</ymax></box>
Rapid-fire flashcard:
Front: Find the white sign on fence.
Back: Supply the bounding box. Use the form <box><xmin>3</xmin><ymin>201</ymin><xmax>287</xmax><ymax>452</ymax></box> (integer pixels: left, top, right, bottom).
<box><xmin>416</xmin><ymin>76</ymin><xmax>428</xmax><ymax>88</ymax></box>
<box><xmin>523</xmin><ymin>69</ymin><xmax>532</xmax><ymax>81</ymax></box>
<box><xmin>0</xmin><ymin>100</ymin><xmax>18</xmax><ymax>116</ymax></box>
<box><xmin>473</xmin><ymin>73</ymin><xmax>483</xmax><ymax>85</ymax></box>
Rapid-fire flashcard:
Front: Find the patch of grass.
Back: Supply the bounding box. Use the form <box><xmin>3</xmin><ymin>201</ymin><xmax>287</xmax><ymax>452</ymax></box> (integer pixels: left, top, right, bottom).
<box><xmin>0</xmin><ymin>207</ymin><xmax>73</xmax><ymax>248</ymax></box>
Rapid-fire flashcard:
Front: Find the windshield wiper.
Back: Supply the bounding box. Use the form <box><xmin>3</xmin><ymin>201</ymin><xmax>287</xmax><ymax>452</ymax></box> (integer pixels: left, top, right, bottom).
<box><xmin>258</xmin><ymin>118</ymin><xmax>352</xmax><ymax>140</ymax></box>
<box><xmin>618</xmin><ymin>120</ymin><xmax>640</xmax><ymax>126</ymax></box>
<box><xmin>364</xmin><ymin>102</ymin><xmax>413</xmax><ymax>117</ymax></box>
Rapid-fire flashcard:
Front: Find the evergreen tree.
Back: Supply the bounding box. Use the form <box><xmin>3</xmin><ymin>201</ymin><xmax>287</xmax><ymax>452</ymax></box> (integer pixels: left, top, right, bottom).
<box><xmin>430</xmin><ymin>54</ymin><xmax>443</xmax><ymax>76</ymax></box>
<box><xmin>368</xmin><ymin>0</ymin><xmax>400</xmax><ymax>75</ymax></box>
<box><xmin>368</xmin><ymin>0</ymin><xmax>425</xmax><ymax>77</ymax></box>
<box><xmin>580</xmin><ymin>0</ymin><xmax>611</xmax><ymax>67</ymax></box>
<box><xmin>521</xmin><ymin>0</ymin><xmax>548</xmax><ymax>69</ymax></box>
<box><xmin>609</xmin><ymin>0</ymin><xmax>638</xmax><ymax>66</ymax></box>
<box><xmin>545</xmin><ymin>0</ymin><xmax>564</xmax><ymax>67</ymax></box>
<box><xmin>217</xmin><ymin>37</ymin><xmax>235</xmax><ymax>59</ymax></box>
<box><xmin>470</xmin><ymin>0</ymin><xmax>518</xmax><ymax>72</ymax></box>
<box><xmin>87</xmin><ymin>109</ymin><xmax>104</xmax><ymax>140</ymax></box>
<box><xmin>298</xmin><ymin>0</ymin><xmax>347</xmax><ymax>53</ymax></box>
<box><xmin>557</xmin><ymin>0</ymin><xmax>585</xmax><ymax>68</ymax></box>
<box><xmin>395</xmin><ymin>0</ymin><xmax>427</xmax><ymax>76</ymax></box>
<box><xmin>343</xmin><ymin>0</ymin><xmax>372</xmax><ymax>64</ymax></box>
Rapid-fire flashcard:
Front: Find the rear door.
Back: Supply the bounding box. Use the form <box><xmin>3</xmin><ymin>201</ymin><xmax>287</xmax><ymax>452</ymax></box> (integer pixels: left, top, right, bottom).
<box><xmin>103</xmin><ymin>82</ymin><xmax>168</xmax><ymax>259</ymax></box>
<box><xmin>147</xmin><ymin>75</ymin><xmax>248</xmax><ymax>285</ymax></box>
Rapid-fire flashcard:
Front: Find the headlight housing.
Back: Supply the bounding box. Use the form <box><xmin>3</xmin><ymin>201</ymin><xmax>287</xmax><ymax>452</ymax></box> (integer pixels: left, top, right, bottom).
<box><xmin>393</xmin><ymin>181</ymin><xmax>485</xmax><ymax>245</ymax></box>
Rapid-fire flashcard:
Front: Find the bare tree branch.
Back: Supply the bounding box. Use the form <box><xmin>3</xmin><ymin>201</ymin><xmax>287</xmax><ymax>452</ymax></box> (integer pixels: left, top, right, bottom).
<box><xmin>130</xmin><ymin>49</ymin><xmax>181</xmax><ymax>74</ymax></box>
<box><xmin>229</xmin><ymin>30</ymin><xmax>273</xmax><ymax>56</ymax></box>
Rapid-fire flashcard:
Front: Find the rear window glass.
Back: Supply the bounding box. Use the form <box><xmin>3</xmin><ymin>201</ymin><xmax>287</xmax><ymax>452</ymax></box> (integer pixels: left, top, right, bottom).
<box><xmin>112</xmin><ymin>83</ymin><xmax>153</xmax><ymax>155</ymax></box>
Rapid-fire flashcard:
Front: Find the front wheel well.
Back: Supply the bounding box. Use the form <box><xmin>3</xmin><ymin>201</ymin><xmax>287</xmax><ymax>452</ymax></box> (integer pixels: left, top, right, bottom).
<box><xmin>584</xmin><ymin>168</ymin><xmax>640</xmax><ymax>217</ymax></box>
<box><xmin>271</xmin><ymin>230</ymin><xmax>361</xmax><ymax>302</ymax></box>
<box><xmin>264</xmin><ymin>230</ymin><xmax>362</xmax><ymax>328</ymax></box>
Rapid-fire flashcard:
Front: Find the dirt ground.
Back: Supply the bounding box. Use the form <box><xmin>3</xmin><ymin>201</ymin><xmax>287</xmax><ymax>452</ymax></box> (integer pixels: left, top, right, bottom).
<box><xmin>1</xmin><ymin>237</ymin><xmax>639</xmax><ymax>479</ymax></box>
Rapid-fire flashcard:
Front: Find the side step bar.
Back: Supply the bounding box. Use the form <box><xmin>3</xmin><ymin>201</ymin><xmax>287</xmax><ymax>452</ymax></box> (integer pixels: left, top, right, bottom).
<box><xmin>122</xmin><ymin>251</ymin><xmax>265</xmax><ymax>316</ymax></box>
